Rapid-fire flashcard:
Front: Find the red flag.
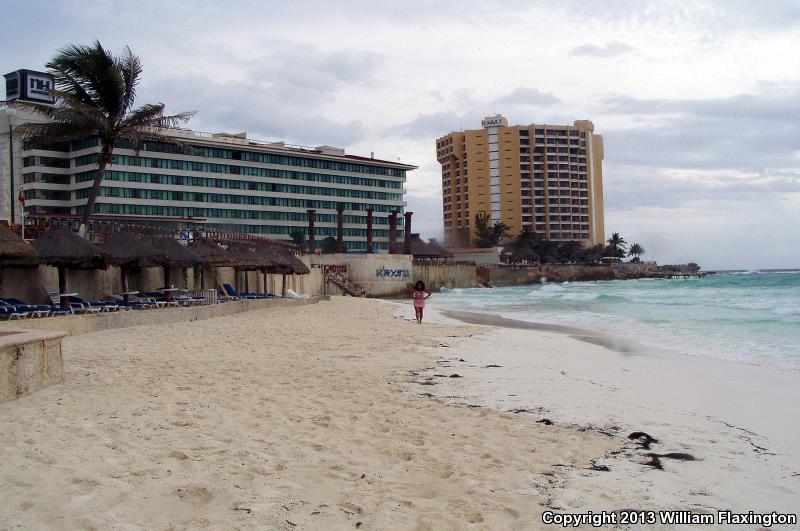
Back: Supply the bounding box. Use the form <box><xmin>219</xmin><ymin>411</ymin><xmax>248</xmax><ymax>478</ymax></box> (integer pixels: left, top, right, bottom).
<box><xmin>18</xmin><ymin>186</ymin><xmax>25</xmax><ymax>206</ymax></box>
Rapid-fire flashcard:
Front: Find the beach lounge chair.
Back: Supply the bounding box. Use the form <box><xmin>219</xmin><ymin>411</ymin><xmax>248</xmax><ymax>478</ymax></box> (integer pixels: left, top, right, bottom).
<box><xmin>221</xmin><ymin>284</ymin><xmax>241</xmax><ymax>300</ymax></box>
<box><xmin>245</xmin><ymin>292</ymin><xmax>274</xmax><ymax>299</ymax></box>
<box><xmin>0</xmin><ymin>302</ymin><xmax>30</xmax><ymax>319</ymax></box>
<box><xmin>65</xmin><ymin>296</ymin><xmax>107</xmax><ymax>314</ymax></box>
<box><xmin>71</xmin><ymin>296</ymin><xmax>122</xmax><ymax>312</ymax></box>
<box><xmin>143</xmin><ymin>291</ymin><xmax>181</xmax><ymax>307</ymax></box>
<box><xmin>46</xmin><ymin>289</ymin><xmax>96</xmax><ymax>314</ymax></box>
<box><xmin>110</xmin><ymin>295</ymin><xmax>157</xmax><ymax>310</ymax></box>
<box><xmin>222</xmin><ymin>283</ymin><xmax>265</xmax><ymax>300</ymax></box>
<box><xmin>1</xmin><ymin>298</ymin><xmax>52</xmax><ymax>318</ymax></box>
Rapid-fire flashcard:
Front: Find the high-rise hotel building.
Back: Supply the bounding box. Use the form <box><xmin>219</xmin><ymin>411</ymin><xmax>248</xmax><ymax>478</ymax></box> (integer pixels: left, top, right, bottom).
<box><xmin>2</xmin><ymin>69</ymin><xmax>414</xmax><ymax>251</ymax></box>
<box><xmin>436</xmin><ymin>115</ymin><xmax>604</xmax><ymax>247</ymax></box>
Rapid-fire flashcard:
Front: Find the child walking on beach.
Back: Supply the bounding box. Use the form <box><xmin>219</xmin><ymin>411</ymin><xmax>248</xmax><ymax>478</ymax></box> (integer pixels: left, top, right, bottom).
<box><xmin>411</xmin><ymin>280</ymin><xmax>432</xmax><ymax>324</ymax></box>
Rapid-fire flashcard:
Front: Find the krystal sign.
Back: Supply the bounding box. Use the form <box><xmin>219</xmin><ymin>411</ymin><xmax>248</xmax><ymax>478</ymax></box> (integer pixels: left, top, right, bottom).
<box><xmin>4</xmin><ymin>69</ymin><xmax>55</xmax><ymax>104</ymax></box>
<box><xmin>481</xmin><ymin>114</ymin><xmax>508</xmax><ymax>128</ymax></box>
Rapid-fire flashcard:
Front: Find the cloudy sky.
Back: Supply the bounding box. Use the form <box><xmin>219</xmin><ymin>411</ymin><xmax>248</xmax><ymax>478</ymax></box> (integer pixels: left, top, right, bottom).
<box><xmin>4</xmin><ymin>0</ymin><xmax>799</xmax><ymax>269</ymax></box>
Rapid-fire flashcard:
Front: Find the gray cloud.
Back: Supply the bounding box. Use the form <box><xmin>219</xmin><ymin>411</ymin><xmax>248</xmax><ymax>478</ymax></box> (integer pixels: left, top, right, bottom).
<box><xmin>599</xmin><ymin>84</ymin><xmax>800</xmax><ymax>172</ymax></box>
<box><xmin>495</xmin><ymin>87</ymin><xmax>560</xmax><ymax>106</ymax></box>
<box><xmin>388</xmin><ymin>86</ymin><xmax>558</xmax><ymax>139</ymax></box>
<box><xmin>147</xmin><ymin>72</ymin><xmax>367</xmax><ymax>147</ymax></box>
<box><xmin>604</xmin><ymin>165</ymin><xmax>800</xmax><ymax>212</ymax></box>
<box><xmin>569</xmin><ymin>41</ymin><xmax>633</xmax><ymax>57</ymax></box>
<box><xmin>386</xmin><ymin>111</ymin><xmax>480</xmax><ymax>140</ymax></box>
<box><xmin>555</xmin><ymin>0</ymin><xmax>800</xmax><ymax>32</ymax></box>
<box><xmin>131</xmin><ymin>41</ymin><xmax>384</xmax><ymax>147</ymax></box>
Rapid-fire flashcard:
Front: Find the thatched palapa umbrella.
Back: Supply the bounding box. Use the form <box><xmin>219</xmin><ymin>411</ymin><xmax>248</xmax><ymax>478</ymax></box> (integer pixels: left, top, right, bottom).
<box><xmin>0</xmin><ymin>224</ymin><xmax>38</xmax><ymax>266</ymax></box>
<box><xmin>189</xmin><ymin>238</ymin><xmax>239</xmax><ymax>295</ymax></box>
<box><xmin>408</xmin><ymin>233</ymin><xmax>451</xmax><ymax>260</ymax></box>
<box><xmin>148</xmin><ymin>237</ymin><xmax>204</xmax><ymax>291</ymax></box>
<box><xmin>99</xmin><ymin>232</ymin><xmax>167</xmax><ymax>303</ymax></box>
<box><xmin>31</xmin><ymin>227</ymin><xmax>108</xmax><ymax>308</ymax></box>
<box><xmin>257</xmin><ymin>243</ymin><xmax>309</xmax><ymax>297</ymax></box>
<box><xmin>224</xmin><ymin>241</ymin><xmax>281</xmax><ymax>295</ymax></box>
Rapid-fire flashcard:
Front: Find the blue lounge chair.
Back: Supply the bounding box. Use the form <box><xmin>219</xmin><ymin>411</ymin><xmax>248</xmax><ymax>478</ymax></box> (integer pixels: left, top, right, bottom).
<box><xmin>0</xmin><ymin>303</ymin><xmax>29</xmax><ymax>319</ymax></box>
<box><xmin>222</xmin><ymin>283</ymin><xmax>267</xmax><ymax>300</ymax></box>
<box><xmin>1</xmin><ymin>298</ymin><xmax>52</xmax><ymax>318</ymax></box>
<box><xmin>143</xmin><ymin>291</ymin><xmax>180</xmax><ymax>307</ymax></box>
<box><xmin>221</xmin><ymin>284</ymin><xmax>240</xmax><ymax>300</ymax></box>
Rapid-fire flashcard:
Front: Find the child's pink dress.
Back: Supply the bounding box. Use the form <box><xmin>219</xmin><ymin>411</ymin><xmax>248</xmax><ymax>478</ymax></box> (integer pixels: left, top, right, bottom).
<box><xmin>413</xmin><ymin>291</ymin><xmax>426</xmax><ymax>308</ymax></box>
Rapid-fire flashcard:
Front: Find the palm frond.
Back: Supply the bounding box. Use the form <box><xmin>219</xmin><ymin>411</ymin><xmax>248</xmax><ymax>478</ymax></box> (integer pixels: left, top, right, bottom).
<box><xmin>48</xmin><ymin>40</ymin><xmax>126</xmax><ymax>119</ymax></box>
<box><xmin>116</xmin><ymin>46</ymin><xmax>142</xmax><ymax>112</ymax></box>
<box><xmin>13</xmin><ymin>121</ymin><xmax>99</xmax><ymax>143</ymax></box>
<box><xmin>8</xmin><ymin>99</ymin><xmax>60</xmax><ymax>120</ymax></box>
<box><xmin>46</xmin><ymin>42</ymin><xmax>103</xmax><ymax>106</ymax></box>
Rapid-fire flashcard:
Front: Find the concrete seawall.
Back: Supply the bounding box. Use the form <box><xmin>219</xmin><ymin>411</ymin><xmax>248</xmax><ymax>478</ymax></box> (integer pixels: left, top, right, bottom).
<box><xmin>0</xmin><ymin>329</ymin><xmax>66</xmax><ymax>403</ymax></box>
<box><xmin>0</xmin><ymin>297</ymin><xmax>323</xmax><ymax>337</ymax></box>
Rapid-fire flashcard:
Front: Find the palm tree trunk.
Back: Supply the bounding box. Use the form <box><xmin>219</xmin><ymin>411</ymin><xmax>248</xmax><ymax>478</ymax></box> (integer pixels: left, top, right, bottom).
<box><xmin>81</xmin><ymin>146</ymin><xmax>111</xmax><ymax>227</ymax></box>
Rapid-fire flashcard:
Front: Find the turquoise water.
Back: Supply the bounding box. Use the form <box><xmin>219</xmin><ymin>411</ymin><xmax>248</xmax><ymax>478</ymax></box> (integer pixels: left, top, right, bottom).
<box><xmin>433</xmin><ymin>271</ymin><xmax>800</xmax><ymax>370</ymax></box>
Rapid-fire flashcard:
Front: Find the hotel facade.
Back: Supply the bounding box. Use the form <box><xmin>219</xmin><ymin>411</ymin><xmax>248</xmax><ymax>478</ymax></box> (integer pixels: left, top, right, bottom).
<box><xmin>436</xmin><ymin>115</ymin><xmax>605</xmax><ymax>247</ymax></box>
<box><xmin>1</xmin><ymin>69</ymin><xmax>415</xmax><ymax>252</ymax></box>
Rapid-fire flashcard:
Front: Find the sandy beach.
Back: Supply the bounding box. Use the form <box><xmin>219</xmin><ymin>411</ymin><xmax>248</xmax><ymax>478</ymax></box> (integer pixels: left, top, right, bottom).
<box><xmin>0</xmin><ymin>297</ymin><xmax>616</xmax><ymax>530</ymax></box>
<box><xmin>2</xmin><ymin>296</ymin><xmax>798</xmax><ymax>530</ymax></box>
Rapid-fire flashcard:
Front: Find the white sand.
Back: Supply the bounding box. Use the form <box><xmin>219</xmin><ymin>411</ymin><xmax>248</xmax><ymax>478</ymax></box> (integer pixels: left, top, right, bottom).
<box><xmin>416</xmin><ymin>307</ymin><xmax>800</xmax><ymax>523</ymax></box>
<box><xmin>0</xmin><ymin>297</ymin><xmax>617</xmax><ymax>530</ymax></box>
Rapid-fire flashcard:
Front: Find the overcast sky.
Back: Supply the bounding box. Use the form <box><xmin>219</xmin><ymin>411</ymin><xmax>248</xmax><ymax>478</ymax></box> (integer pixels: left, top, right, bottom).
<box><xmin>3</xmin><ymin>0</ymin><xmax>799</xmax><ymax>269</ymax></box>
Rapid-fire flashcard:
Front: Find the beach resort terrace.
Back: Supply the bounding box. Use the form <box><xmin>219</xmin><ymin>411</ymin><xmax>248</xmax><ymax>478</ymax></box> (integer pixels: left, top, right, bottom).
<box><xmin>0</xmin><ymin>105</ymin><xmax>416</xmax><ymax>252</ymax></box>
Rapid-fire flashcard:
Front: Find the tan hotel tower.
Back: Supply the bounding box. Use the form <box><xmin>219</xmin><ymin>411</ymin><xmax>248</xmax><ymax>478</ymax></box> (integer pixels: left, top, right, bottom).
<box><xmin>436</xmin><ymin>115</ymin><xmax>604</xmax><ymax>247</ymax></box>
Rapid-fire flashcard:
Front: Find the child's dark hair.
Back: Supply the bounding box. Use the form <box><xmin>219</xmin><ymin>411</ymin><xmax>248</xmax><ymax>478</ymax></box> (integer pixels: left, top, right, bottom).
<box><xmin>415</xmin><ymin>280</ymin><xmax>426</xmax><ymax>291</ymax></box>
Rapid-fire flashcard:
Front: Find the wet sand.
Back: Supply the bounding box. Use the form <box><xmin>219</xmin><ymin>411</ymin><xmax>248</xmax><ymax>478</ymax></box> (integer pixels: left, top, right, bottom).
<box><xmin>423</xmin><ymin>306</ymin><xmax>800</xmax><ymax>522</ymax></box>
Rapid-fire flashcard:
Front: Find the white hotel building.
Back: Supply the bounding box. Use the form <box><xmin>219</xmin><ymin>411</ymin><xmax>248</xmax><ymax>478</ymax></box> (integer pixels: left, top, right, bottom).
<box><xmin>1</xmin><ymin>69</ymin><xmax>415</xmax><ymax>251</ymax></box>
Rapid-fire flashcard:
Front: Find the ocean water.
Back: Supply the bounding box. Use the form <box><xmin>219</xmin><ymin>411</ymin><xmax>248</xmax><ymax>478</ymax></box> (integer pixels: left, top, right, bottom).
<box><xmin>433</xmin><ymin>271</ymin><xmax>800</xmax><ymax>370</ymax></box>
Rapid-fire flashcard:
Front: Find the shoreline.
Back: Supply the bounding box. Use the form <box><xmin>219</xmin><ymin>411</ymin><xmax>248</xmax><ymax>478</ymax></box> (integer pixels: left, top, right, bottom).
<box><xmin>440</xmin><ymin>309</ymin><xmax>646</xmax><ymax>355</ymax></box>
<box><xmin>413</xmin><ymin>303</ymin><xmax>800</xmax><ymax>517</ymax></box>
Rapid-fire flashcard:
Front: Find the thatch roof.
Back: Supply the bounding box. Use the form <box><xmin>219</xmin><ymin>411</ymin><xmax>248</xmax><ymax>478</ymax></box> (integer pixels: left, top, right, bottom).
<box><xmin>31</xmin><ymin>227</ymin><xmax>108</xmax><ymax>269</ymax></box>
<box><xmin>0</xmin><ymin>225</ymin><xmax>38</xmax><ymax>266</ymax></box>
<box><xmin>225</xmin><ymin>241</ymin><xmax>279</xmax><ymax>270</ymax></box>
<box><xmin>511</xmin><ymin>246</ymin><xmax>540</xmax><ymax>263</ymax></box>
<box><xmin>254</xmin><ymin>243</ymin><xmax>309</xmax><ymax>275</ymax></box>
<box><xmin>426</xmin><ymin>238</ymin><xmax>453</xmax><ymax>258</ymax></box>
<box><xmin>409</xmin><ymin>233</ymin><xmax>451</xmax><ymax>259</ymax></box>
<box><xmin>276</xmin><ymin>246</ymin><xmax>310</xmax><ymax>275</ymax></box>
<box><xmin>100</xmin><ymin>232</ymin><xmax>167</xmax><ymax>268</ymax></box>
<box><xmin>189</xmin><ymin>238</ymin><xmax>238</xmax><ymax>267</ymax></box>
<box><xmin>148</xmin><ymin>237</ymin><xmax>204</xmax><ymax>268</ymax></box>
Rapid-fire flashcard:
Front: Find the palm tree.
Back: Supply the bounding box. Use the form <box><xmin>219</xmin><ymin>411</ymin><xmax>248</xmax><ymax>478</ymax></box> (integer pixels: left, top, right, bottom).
<box><xmin>474</xmin><ymin>212</ymin><xmax>508</xmax><ymax>247</ymax></box>
<box><xmin>490</xmin><ymin>220</ymin><xmax>509</xmax><ymax>246</ymax></box>
<box><xmin>628</xmin><ymin>243</ymin><xmax>645</xmax><ymax>261</ymax></box>
<box><xmin>473</xmin><ymin>212</ymin><xmax>492</xmax><ymax>247</ymax></box>
<box><xmin>557</xmin><ymin>240</ymin><xmax>584</xmax><ymax>263</ymax></box>
<box><xmin>512</xmin><ymin>226</ymin><xmax>538</xmax><ymax>250</ymax></box>
<box><xmin>12</xmin><ymin>41</ymin><xmax>193</xmax><ymax>229</ymax></box>
<box><xmin>606</xmin><ymin>232</ymin><xmax>628</xmax><ymax>258</ymax></box>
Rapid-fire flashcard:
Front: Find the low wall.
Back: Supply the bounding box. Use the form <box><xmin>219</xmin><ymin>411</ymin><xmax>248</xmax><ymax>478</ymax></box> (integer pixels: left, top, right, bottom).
<box><xmin>413</xmin><ymin>264</ymin><xmax>477</xmax><ymax>290</ymax></box>
<box><xmin>311</xmin><ymin>254</ymin><xmax>413</xmax><ymax>297</ymax></box>
<box><xmin>0</xmin><ymin>297</ymin><xmax>322</xmax><ymax>337</ymax></box>
<box><xmin>487</xmin><ymin>266</ymin><xmax>538</xmax><ymax>286</ymax></box>
<box><xmin>0</xmin><ymin>329</ymin><xmax>66</xmax><ymax>403</ymax></box>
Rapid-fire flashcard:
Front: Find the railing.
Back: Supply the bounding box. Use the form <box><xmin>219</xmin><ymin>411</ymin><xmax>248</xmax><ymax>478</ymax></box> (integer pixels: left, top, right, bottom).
<box><xmin>321</xmin><ymin>265</ymin><xmax>347</xmax><ymax>275</ymax></box>
<box><xmin>20</xmin><ymin>214</ymin><xmax>300</xmax><ymax>252</ymax></box>
<box><xmin>412</xmin><ymin>259</ymin><xmax>476</xmax><ymax>267</ymax></box>
<box><xmin>324</xmin><ymin>269</ymin><xmax>366</xmax><ymax>297</ymax></box>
